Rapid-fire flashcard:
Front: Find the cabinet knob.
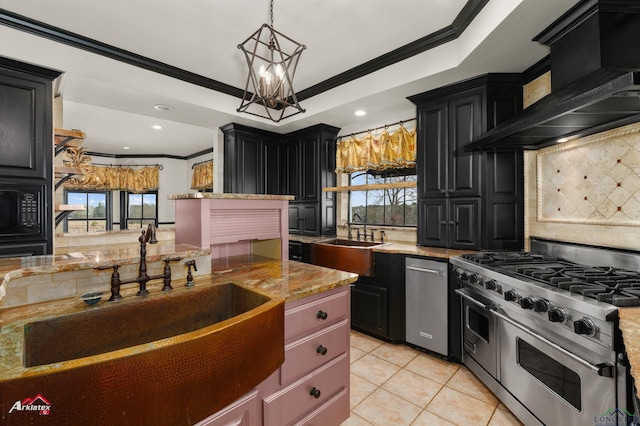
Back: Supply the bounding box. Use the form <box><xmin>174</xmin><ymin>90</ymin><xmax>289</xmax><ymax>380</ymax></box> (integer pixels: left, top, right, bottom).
<box><xmin>316</xmin><ymin>345</ymin><xmax>328</xmax><ymax>356</ymax></box>
<box><xmin>316</xmin><ymin>310</ymin><xmax>328</xmax><ymax>320</ymax></box>
<box><xmin>309</xmin><ymin>387</ymin><xmax>321</xmax><ymax>399</ymax></box>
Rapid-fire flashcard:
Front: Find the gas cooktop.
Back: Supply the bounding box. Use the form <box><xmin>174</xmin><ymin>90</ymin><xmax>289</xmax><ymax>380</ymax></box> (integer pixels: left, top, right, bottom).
<box><xmin>460</xmin><ymin>252</ymin><xmax>640</xmax><ymax>307</ymax></box>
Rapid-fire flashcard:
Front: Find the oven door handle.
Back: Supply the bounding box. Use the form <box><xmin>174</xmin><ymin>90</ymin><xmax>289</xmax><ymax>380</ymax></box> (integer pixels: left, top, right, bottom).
<box><xmin>454</xmin><ymin>288</ymin><xmax>493</xmax><ymax>310</ymax></box>
<box><xmin>490</xmin><ymin>307</ymin><xmax>614</xmax><ymax>378</ymax></box>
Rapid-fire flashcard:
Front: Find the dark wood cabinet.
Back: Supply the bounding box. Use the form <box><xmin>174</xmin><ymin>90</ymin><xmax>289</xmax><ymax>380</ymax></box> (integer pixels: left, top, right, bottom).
<box><xmin>223</xmin><ymin>123</ymin><xmax>339</xmax><ymax>237</ymax></box>
<box><xmin>409</xmin><ymin>74</ymin><xmax>524</xmax><ymax>250</ymax></box>
<box><xmin>351</xmin><ymin>252</ymin><xmax>405</xmax><ymax>343</ymax></box>
<box><xmin>0</xmin><ymin>58</ymin><xmax>60</xmax><ymax>256</ymax></box>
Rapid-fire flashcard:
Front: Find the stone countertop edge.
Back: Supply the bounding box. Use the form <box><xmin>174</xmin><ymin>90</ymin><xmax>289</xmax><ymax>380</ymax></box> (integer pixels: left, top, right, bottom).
<box><xmin>0</xmin><ymin>243</ymin><xmax>211</xmax><ymax>301</ymax></box>
<box><xmin>288</xmin><ymin>235</ymin><xmax>474</xmax><ymax>259</ymax></box>
<box><xmin>168</xmin><ymin>193</ymin><xmax>295</xmax><ymax>201</ymax></box>
<box><xmin>617</xmin><ymin>308</ymin><xmax>640</xmax><ymax>399</ymax></box>
<box><xmin>0</xmin><ymin>259</ymin><xmax>356</xmax><ymax>381</ymax></box>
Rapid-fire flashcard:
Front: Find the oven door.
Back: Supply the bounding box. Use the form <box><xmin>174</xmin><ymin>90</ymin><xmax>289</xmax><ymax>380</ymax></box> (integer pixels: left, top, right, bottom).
<box><xmin>498</xmin><ymin>313</ymin><xmax>616</xmax><ymax>426</ymax></box>
<box><xmin>456</xmin><ymin>288</ymin><xmax>498</xmax><ymax>380</ymax></box>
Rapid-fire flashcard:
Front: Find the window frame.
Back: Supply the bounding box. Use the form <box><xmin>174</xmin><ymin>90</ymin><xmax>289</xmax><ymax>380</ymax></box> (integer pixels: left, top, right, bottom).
<box><xmin>348</xmin><ymin>168</ymin><xmax>417</xmax><ymax>228</ymax></box>
<box><xmin>120</xmin><ymin>191</ymin><xmax>159</xmax><ymax>230</ymax></box>
<box><xmin>63</xmin><ymin>189</ymin><xmax>112</xmax><ymax>233</ymax></box>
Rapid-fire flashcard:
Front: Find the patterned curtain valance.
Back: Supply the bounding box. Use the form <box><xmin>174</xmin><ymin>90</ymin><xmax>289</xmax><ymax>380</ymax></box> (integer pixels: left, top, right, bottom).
<box><xmin>191</xmin><ymin>160</ymin><xmax>214</xmax><ymax>191</ymax></box>
<box><xmin>64</xmin><ymin>165</ymin><xmax>160</xmax><ymax>193</ymax></box>
<box><xmin>335</xmin><ymin>125</ymin><xmax>416</xmax><ymax>174</ymax></box>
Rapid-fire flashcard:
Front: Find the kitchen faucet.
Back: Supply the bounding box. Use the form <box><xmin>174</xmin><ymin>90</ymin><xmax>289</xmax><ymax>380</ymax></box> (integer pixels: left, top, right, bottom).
<box><xmin>96</xmin><ymin>223</ymin><xmax>182</xmax><ymax>301</ymax></box>
<box><xmin>352</xmin><ymin>213</ymin><xmax>367</xmax><ymax>241</ymax></box>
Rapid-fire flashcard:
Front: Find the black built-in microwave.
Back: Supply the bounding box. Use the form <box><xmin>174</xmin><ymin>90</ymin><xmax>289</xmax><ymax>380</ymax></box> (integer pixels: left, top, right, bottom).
<box><xmin>0</xmin><ymin>186</ymin><xmax>42</xmax><ymax>236</ymax></box>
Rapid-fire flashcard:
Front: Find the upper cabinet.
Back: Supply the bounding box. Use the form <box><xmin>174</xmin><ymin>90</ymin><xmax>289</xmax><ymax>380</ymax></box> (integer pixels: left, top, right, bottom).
<box><xmin>221</xmin><ymin>123</ymin><xmax>340</xmax><ymax>237</ymax></box>
<box><xmin>409</xmin><ymin>74</ymin><xmax>525</xmax><ymax>251</ymax></box>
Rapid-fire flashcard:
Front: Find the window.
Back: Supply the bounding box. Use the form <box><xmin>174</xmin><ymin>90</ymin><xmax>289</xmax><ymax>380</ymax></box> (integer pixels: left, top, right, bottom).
<box><xmin>349</xmin><ymin>168</ymin><xmax>417</xmax><ymax>227</ymax></box>
<box><xmin>64</xmin><ymin>190</ymin><xmax>110</xmax><ymax>233</ymax></box>
<box><xmin>122</xmin><ymin>191</ymin><xmax>157</xmax><ymax>229</ymax></box>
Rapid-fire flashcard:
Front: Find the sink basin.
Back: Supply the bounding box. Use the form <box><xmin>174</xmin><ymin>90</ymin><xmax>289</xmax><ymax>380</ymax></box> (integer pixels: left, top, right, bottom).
<box><xmin>310</xmin><ymin>238</ymin><xmax>386</xmax><ymax>276</ymax></box>
<box><xmin>24</xmin><ymin>282</ymin><xmax>270</xmax><ymax>367</ymax></box>
<box><xmin>4</xmin><ymin>282</ymin><xmax>284</xmax><ymax>425</ymax></box>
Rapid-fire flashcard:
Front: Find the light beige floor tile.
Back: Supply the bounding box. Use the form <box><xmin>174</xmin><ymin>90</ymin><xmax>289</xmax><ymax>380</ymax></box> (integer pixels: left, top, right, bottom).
<box><xmin>427</xmin><ymin>387</ymin><xmax>495</xmax><ymax>425</ymax></box>
<box><xmin>404</xmin><ymin>353</ymin><xmax>459</xmax><ymax>385</ymax></box>
<box><xmin>350</xmin><ymin>332</ymin><xmax>384</xmax><ymax>353</ymax></box>
<box><xmin>340</xmin><ymin>413</ymin><xmax>374</xmax><ymax>426</ymax></box>
<box><xmin>446</xmin><ymin>366</ymin><xmax>499</xmax><ymax>406</ymax></box>
<box><xmin>351</xmin><ymin>354</ymin><xmax>401</xmax><ymax>386</ymax></box>
<box><xmin>489</xmin><ymin>408</ymin><xmax>524</xmax><ymax>426</ymax></box>
<box><xmin>353</xmin><ymin>388</ymin><xmax>421</xmax><ymax>426</ymax></box>
<box><xmin>382</xmin><ymin>369</ymin><xmax>443</xmax><ymax>408</ymax></box>
<box><xmin>411</xmin><ymin>410</ymin><xmax>456</xmax><ymax>426</ymax></box>
<box><xmin>351</xmin><ymin>346</ymin><xmax>367</xmax><ymax>363</ymax></box>
<box><xmin>371</xmin><ymin>342</ymin><xmax>420</xmax><ymax>367</ymax></box>
<box><xmin>350</xmin><ymin>373</ymin><xmax>378</xmax><ymax>410</ymax></box>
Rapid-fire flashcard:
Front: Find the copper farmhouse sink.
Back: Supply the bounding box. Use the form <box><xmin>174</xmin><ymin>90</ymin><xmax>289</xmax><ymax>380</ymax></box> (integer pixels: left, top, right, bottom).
<box><xmin>310</xmin><ymin>238</ymin><xmax>386</xmax><ymax>277</ymax></box>
<box><xmin>2</xmin><ymin>282</ymin><xmax>284</xmax><ymax>425</ymax></box>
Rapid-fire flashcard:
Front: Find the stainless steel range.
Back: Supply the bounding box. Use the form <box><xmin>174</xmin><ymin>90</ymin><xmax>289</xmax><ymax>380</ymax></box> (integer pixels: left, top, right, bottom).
<box><xmin>450</xmin><ymin>238</ymin><xmax>640</xmax><ymax>426</ymax></box>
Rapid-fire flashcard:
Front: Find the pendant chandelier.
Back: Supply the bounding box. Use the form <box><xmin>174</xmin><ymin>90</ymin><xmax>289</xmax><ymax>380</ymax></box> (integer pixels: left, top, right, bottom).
<box><xmin>237</xmin><ymin>0</ymin><xmax>306</xmax><ymax>122</ymax></box>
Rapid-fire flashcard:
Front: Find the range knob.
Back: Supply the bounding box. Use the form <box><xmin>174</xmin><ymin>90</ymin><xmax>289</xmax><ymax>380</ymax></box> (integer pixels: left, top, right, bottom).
<box><xmin>461</xmin><ymin>272</ymin><xmax>470</xmax><ymax>282</ymax></box>
<box><xmin>574</xmin><ymin>318</ymin><xmax>597</xmax><ymax>337</ymax></box>
<box><xmin>519</xmin><ymin>296</ymin><xmax>536</xmax><ymax>310</ymax></box>
<box><xmin>485</xmin><ymin>280</ymin><xmax>497</xmax><ymax>290</ymax></box>
<box><xmin>504</xmin><ymin>289</ymin><xmax>519</xmax><ymax>302</ymax></box>
<box><xmin>533</xmin><ymin>299</ymin><xmax>550</xmax><ymax>313</ymax></box>
<box><xmin>453</xmin><ymin>268</ymin><xmax>463</xmax><ymax>279</ymax></box>
<box><xmin>548</xmin><ymin>307</ymin><xmax>567</xmax><ymax>324</ymax></box>
<box><xmin>469</xmin><ymin>273</ymin><xmax>481</xmax><ymax>285</ymax></box>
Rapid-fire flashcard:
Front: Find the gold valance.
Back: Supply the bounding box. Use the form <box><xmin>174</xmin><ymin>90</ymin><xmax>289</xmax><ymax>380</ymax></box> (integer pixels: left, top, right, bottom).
<box><xmin>191</xmin><ymin>160</ymin><xmax>214</xmax><ymax>191</ymax></box>
<box><xmin>335</xmin><ymin>125</ymin><xmax>416</xmax><ymax>174</ymax></box>
<box><xmin>64</xmin><ymin>165</ymin><xmax>160</xmax><ymax>193</ymax></box>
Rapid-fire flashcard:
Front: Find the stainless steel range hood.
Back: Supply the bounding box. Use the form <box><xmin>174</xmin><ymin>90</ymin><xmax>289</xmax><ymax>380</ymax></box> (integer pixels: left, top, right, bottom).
<box><xmin>467</xmin><ymin>0</ymin><xmax>640</xmax><ymax>151</ymax></box>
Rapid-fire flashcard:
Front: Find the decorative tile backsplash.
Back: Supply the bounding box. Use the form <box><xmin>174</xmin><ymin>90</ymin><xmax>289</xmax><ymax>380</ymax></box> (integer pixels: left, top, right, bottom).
<box><xmin>537</xmin><ymin>123</ymin><xmax>640</xmax><ymax>225</ymax></box>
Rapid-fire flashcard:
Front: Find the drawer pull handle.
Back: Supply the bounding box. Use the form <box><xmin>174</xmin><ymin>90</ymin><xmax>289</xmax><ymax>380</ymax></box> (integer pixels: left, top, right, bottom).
<box><xmin>316</xmin><ymin>345</ymin><xmax>328</xmax><ymax>356</ymax></box>
<box><xmin>310</xmin><ymin>387</ymin><xmax>321</xmax><ymax>399</ymax></box>
<box><xmin>316</xmin><ymin>310</ymin><xmax>328</xmax><ymax>320</ymax></box>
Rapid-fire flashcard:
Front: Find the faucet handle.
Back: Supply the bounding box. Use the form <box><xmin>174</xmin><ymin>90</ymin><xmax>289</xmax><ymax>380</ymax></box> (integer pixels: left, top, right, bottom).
<box><xmin>164</xmin><ymin>256</ymin><xmax>183</xmax><ymax>263</ymax></box>
<box><xmin>184</xmin><ymin>260</ymin><xmax>197</xmax><ymax>287</ymax></box>
<box><xmin>95</xmin><ymin>263</ymin><xmax>121</xmax><ymax>271</ymax></box>
<box><xmin>95</xmin><ymin>264</ymin><xmax>122</xmax><ymax>301</ymax></box>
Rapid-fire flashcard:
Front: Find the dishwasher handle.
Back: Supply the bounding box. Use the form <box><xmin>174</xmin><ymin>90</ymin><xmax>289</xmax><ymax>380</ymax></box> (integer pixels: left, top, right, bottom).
<box><xmin>406</xmin><ymin>265</ymin><xmax>445</xmax><ymax>276</ymax></box>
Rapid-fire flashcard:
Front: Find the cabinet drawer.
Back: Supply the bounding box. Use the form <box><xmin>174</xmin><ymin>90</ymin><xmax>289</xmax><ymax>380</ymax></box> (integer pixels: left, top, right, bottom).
<box><xmin>281</xmin><ymin>319</ymin><xmax>349</xmax><ymax>386</ymax></box>
<box><xmin>195</xmin><ymin>389</ymin><xmax>258</xmax><ymax>426</ymax></box>
<box><xmin>263</xmin><ymin>352</ymin><xmax>349</xmax><ymax>426</ymax></box>
<box><xmin>285</xmin><ymin>288</ymin><xmax>349</xmax><ymax>343</ymax></box>
<box><xmin>295</xmin><ymin>387</ymin><xmax>349</xmax><ymax>426</ymax></box>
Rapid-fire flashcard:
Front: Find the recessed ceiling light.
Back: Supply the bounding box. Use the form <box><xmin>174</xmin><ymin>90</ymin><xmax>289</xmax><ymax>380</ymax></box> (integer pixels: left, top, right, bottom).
<box><xmin>557</xmin><ymin>137</ymin><xmax>569</xmax><ymax>143</ymax></box>
<box><xmin>123</xmin><ymin>146</ymin><xmax>130</xmax><ymax>150</ymax></box>
<box><xmin>154</xmin><ymin>104</ymin><xmax>172</xmax><ymax>111</ymax></box>
<box><xmin>354</xmin><ymin>110</ymin><xmax>367</xmax><ymax>116</ymax></box>
<box><xmin>152</xmin><ymin>125</ymin><xmax>162</xmax><ymax>130</ymax></box>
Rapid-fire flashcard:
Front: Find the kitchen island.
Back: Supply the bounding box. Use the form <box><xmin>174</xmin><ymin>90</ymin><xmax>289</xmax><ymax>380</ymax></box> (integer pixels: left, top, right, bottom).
<box><xmin>0</xmin><ymin>249</ymin><xmax>356</xmax><ymax>425</ymax></box>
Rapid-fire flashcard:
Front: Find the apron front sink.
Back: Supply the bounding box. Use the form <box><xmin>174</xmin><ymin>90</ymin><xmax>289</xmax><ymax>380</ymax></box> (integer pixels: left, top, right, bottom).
<box><xmin>311</xmin><ymin>238</ymin><xmax>386</xmax><ymax>276</ymax></box>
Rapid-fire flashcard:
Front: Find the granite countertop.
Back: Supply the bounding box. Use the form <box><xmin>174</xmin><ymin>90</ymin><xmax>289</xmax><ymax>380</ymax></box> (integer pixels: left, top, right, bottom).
<box><xmin>0</xmin><ymin>257</ymin><xmax>356</xmax><ymax>381</ymax></box>
<box><xmin>617</xmin><ymin>308</ymin><xmax>640</xmax><ymax>398</ymax></box>
<box><xmin>0</xmin><ymin>241</ymin><xmax>210</xmax><ymax>300</ymax></box>
<box><xmin>168</xmin><ymin>192</ymin><xmax>294</xmax><ymax>201</ymax></box>
<box><xmin>288</xmin><ymin>235</ymin><xmax>473</xmax><ymax>259</ymax></box>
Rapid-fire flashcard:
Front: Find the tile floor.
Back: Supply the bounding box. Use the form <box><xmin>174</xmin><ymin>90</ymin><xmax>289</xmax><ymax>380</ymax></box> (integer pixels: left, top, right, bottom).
<box><xmin>341</xmin><ymin>331</ymin><xmax>523</xmax><ymax>426</ymax></box>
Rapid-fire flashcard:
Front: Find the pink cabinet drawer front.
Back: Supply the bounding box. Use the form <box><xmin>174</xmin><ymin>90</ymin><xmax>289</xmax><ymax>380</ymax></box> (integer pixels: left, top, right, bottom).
<box><xmin>281</xmin><ymin>319</ymin><xmax>349</xmax><ymax>386</ymax></box>
<box><xmin>263</xmin><ymin>353</ymin><xmax>349</xmax><ymax>426</ymax></box>
<box><xmin>195</xmin><ymin>389</ymin><xmax>259</xmax><ymax>426</ymax></box>
<box><xmin>285</xmin><ymin>288</ymin><xmax>349</xmax><ymax>343</ymax></box>
<box><xmin>295</xmin><ymin>387</ymin><xmax>349</xmax><ymax>426</ymax></box>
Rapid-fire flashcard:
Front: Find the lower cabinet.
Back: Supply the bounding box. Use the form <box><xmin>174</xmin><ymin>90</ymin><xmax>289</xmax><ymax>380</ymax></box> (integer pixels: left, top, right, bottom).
<box><xmin>350</xmin><ymin>252</ymin><xmax>405</xmax><ymax>343</ymax></box>
<box><xmin>197</xmin><ymin>286</ymin><xmax>351</xmax><ymax>426</ymax></box>
<box><xmin>288</xmin><ymin>241</ymin><xmax>311</xmax><ymax>263</ymax></box>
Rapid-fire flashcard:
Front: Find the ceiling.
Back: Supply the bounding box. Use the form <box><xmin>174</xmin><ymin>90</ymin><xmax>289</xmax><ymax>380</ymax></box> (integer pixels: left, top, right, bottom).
<box><xmin>0</xmin><ymin>0</ymin><xmax>580</xmax><ymax>157</ymax></box>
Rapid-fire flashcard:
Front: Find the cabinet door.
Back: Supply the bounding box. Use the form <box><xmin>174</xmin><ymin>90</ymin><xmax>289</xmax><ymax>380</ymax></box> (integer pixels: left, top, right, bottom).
<box><xmin>300</xmin><ymin>135</ymin><xmax>318</xmax><ymax>201</ymax></box>
<box><xmin>418</xmin><ymin>199</ymin><xmax>447</xmax><ymax>248</ymax></box>
<box><xmin>417</xmin><ymin>102</ymin><xmax>448</xmax><ymax>198</ymax></box>
<box><xmin>264</xmin><ymin>140</ymin><xmax>281</xmax><ymax>195</ymax></box>
<box><xmin>351</xmin><ymin>283</ymin><xmax>388</xmax><ymax>337</ymax></box>
<box><xmin>448</xmin><ymin>94</ymin><xmax>481</xmax><ymax>197</ymax></box>
<box><xmin>288</xmin><ymin>204</ymin><xmax>302</xmax><ymax>234</ymax></box>
<box><xmin>223</xmin><ymin>131</ymin><xmax>263</xmax><ymax>194</ymax></box>
<box><xmin>449</xmin><ymin>198</ymin><xmax>480</xmax><ymax>250</ymax></box>
<box><xmin>283</xmin><ymin>138</ymin><xmax>301</xmax><ymax>199</ymax></box>
<box><xmin>300</xmin><ymin>203</ymin><xmax>319</xmax><ymax>236</ymax></box>
<box><xmin>0</xmin><ymin>69</ymin><xmax>51</xmax><ymax>180</ymax></box>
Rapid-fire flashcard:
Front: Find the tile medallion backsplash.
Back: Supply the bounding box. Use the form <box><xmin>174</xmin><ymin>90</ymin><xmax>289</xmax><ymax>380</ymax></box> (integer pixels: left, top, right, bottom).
<box><xmin>537</xmin><ymin>123</ymin><xmax>640</xmax><ymax>225</ymax></box>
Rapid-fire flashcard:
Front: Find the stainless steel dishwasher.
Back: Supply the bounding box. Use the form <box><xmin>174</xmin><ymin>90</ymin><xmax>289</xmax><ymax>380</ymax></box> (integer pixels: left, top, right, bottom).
<box><xmin>405</xmin><ymin>257</ymin><xmax>448</xmax><ymax>356</ymax></box>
